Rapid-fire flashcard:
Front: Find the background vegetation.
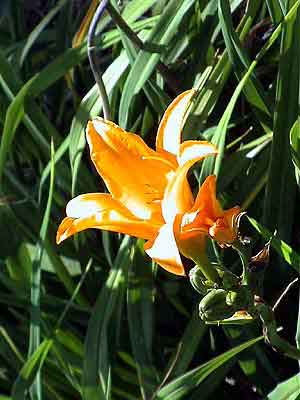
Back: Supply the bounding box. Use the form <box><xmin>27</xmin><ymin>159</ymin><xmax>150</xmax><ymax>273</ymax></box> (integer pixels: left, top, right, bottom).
<box><xmin>1</xmin><ymin>0</ymin><xmax>300</xmax><ymax>398</ymax></box>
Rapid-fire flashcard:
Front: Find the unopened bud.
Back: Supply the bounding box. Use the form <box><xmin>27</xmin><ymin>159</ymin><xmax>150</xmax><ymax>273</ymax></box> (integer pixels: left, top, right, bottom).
<box><xmin>189</xmin><ymin>266</ymin><xmax>207</xmax><ymax>295</ymax></box>
<box><xmin>199</xmin><ymin>289</ymin><xmax>235</xmax><ymax>321</ymax></box>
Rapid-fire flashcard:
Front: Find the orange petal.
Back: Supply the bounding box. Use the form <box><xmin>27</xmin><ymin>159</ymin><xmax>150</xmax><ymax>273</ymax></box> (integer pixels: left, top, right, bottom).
<box><xmin>156</xmin><ymin>89</ymin><xmax>195</xmax><ymax>156</ymax></box>
<box><xmin>173</xmin><ymin>213</ymin><xmax>207</xmax><ymax>263</ymax></box>
<box><xmin>86</xmin><ymin>118</ymin><xmax>173</xmax><ymax>224</ymax></box>
<box><xmin>162</xmin><ymin>143</ymin><xmax>218</xmax><ymax>224</ymax></box>
<box><xmin>192</xmin><ymin>175</ymin><xmax>223</xmax><ymax>218</ymax></box>
<box><xmin>182</xmin><ymin>176</ymin><xmax>227</xmax><ymax>234</ymax></box>
<box><xmin>56</xmin><ymin>193</ymin><xmax>160</xmax><ymax>244</ymax></box>
<box><xmin>178</xmin><ymin>141</ymin><xmax>218</xmax><ymax>167</ymax></box>
<box><xmin>209</xmin><ymin>206</ymin><xmax>241</xmax><ymax>245</ymax></box>
<box><xmin>144</xmin><ymin>224</ymin><xmax>185</xmax><ymax>276</ymax></box>
<box><xmin>179</xmin><ymin>177</ymin><xmax>241</xmax><ymax>247</ymax></box>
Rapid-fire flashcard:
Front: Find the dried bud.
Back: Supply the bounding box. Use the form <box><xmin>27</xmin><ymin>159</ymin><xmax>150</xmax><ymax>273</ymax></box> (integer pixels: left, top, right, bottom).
<box><xmin>249</xmin><ymin>241</ymin><xmax>270</xmax><ymax>272</ymax></box>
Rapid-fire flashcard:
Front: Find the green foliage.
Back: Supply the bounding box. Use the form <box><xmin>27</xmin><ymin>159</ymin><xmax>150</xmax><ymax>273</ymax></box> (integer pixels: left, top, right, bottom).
<box><xmin>1</xmin><ymin>0</ymin><xmax>300</xmax><ymax>399</ymax></box>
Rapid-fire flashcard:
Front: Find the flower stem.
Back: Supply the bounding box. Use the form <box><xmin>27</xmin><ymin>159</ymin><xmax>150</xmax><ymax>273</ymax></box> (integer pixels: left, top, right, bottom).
<box><xmin>87</xmin><ymin>0</ymin><xmax>111</xmax><ymax>120</ymax></box>
<box><xmin>195</xmin><ymin>255</ymin><xmax>221</xmax><ymax>285</ymax></box>
<box><xmin>232</xmin><ymin>241</ymin><xmax>250</xmax><ymax>285</ymax></box>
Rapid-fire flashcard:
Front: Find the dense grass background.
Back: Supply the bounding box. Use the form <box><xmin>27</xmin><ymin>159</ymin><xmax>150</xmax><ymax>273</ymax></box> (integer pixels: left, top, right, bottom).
<box><xmin>1</xmin><ymin>0</ymin><xmax>300</xmax><ymax>399</ymax></box>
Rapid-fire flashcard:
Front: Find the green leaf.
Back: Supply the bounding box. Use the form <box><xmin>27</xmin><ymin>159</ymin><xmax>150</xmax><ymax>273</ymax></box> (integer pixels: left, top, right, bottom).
<box><xmin>266</xmin><ymin>0</ymin><xmax>284</xmax><ymax>23</ymax></box>
<box><xmin>156</xmin><ymin>335</ymin><xmax>263</xmax><ymax>399</ymax></box>
<box><xmin>0</xmin><ymin>77</ymin><xmax>34</xmax><ymax>183</ymax></box>
<box><xmin>119</xmin><ymin>0</ymin><xmax>195</xmax><ymax>128</ymax></box>
<box><xmin>218</xmin><ymin>0</ymin><xmax>271</xmax><ymax>117</ymax></box>
<box><xmin>82</xmin><ymin>236</ymin><xmax>131</xmax><ymax>400</ymax></box>
<box><xmin>248</xmin><ymin>216</ymin><xmax>300</xmax><ymax>274</ymax></box>
<box><xmin>267</xmin><ymin>373</ymin><xmax>300</xmax><ymax>400</ymax></box>
<box><xmin>127</xmin><ymin>240</ymin><xmax>159</xmax><ymax>399</ymax></box>
<box><xmin>28</xmin><ymin>140</ymin><xmax>55</xmax><ymax>399</ymax></box>
<box><xmin>263</xmin><ymin>0</ymin><xmax>300</xmax><ymax>285</ymax></box>
<box><xmin>20</xmin><ymin>0</ymin><xmax>69</xmax><ymax>66</ymax></box>
<box><xmin>167</xmin><ymin>309</ymin><xmax>207</xmax><ymax>379</ymax></box>
<box><xmin>290</xmin><ymin>118</ymin><xmax>300</xmax><ymax>185</ymax></box>
<box><xmin>11</xmin><ymin>339</ymin><xmax>53</xmax><ymax>400</ymax></box>
<box><xmin>200</xmin><ymin>60</ymin><xmax>257</xmax><ymax>181</ymax></box>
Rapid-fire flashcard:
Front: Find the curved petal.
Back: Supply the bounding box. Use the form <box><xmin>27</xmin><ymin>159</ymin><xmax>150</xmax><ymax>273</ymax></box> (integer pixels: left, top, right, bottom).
<box><xmin>173</xmin><ymin>213</ymin><xmax>207</xmax><ymax>263</ymax></box>
<box><xmin>56</xmin><ymin>193</ymin><xmax>160</xmax><ymax>244</ymax></box>
<box><xmin>178</xmin><ymin>141</ymin><xmax>218</xmax><ymax>167</ymax></box>
<box><xmin>209</xmin><ymin>206</ymin><xmax>241</xmax><ymax>245</ymax></box>
<box><xmin>192</xmin><ymin>175</ymin><xmax>222</xmax><ymax>217</ymax></box>
<box><xmin>144</xmin><ymin>223</ymin><xmax>185</xmax><ymax>276</ymax></box>
<box><xmin>162</xmin><ymin>144</ymin><xmax>218</xmax><ymax>224</ymax></box>
<box><xmin>182</xmin><ymin>176</ymin><xmax>229</xmax><ymax>234</ymax></box>
<box><xmin>86</xmin><ymin>119</ymin><xmax>173</xmax><ymax>223</ymax></box>
<box><xmin>156</xmin><ymin>89</ymin><xmax>195</xmax><ymax>156</ymax></box>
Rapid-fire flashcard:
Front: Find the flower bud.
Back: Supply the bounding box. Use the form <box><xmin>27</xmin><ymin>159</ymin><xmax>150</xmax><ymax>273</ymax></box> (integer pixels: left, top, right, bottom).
<box><xmin>226</xmin><ymin>286</ymin><xmax>252</xmax><ymax>309</ymax></box>
<box><xmin>189</xmin><ymin>266</ymin><xmax>207</xmax><ymax>295</ymax></box>
<box><xmin>221</xmin><ymin>270</ymin><xmax>240</xmax><ymax>290</ymax></box>
<box><xmin>199</xmin><ymin>289</ymin><xmax>235</xmax><ymax>321</ymax></box>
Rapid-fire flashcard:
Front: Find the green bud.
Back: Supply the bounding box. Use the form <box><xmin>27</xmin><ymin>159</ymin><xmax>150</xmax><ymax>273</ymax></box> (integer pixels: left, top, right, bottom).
<box><xmin>189</xmin><ymin>266</ymin><xmax>208</xmax><ymax>295</ymax></box>
<box><xmin>226</xmin><ymin>286</ymin><xmax>252</xmax><ymax>309</ymax></box>
<box><xmin>199</xmin><ymin>289</ymin><xmax>235</xmax><ymax>321</ymax></box>
<box><xmin>222</xmin><ymin>271</ymin><xmax>240</xmax><ymax>290</ymax></box>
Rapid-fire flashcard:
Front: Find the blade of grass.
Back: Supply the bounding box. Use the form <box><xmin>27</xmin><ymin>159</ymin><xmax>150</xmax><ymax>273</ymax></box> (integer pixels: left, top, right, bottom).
<box><xmin>263</xmin><ymin>0</ymin><xmax>300</xmax><ymax>288</ymax></box>
<box><xmin>166</xmin><ymin>309</ymin><xmax>207</xmax><ymax>379</ymax></box>
<box><xmin>20</xmin><ymin>0</ymin><xmax>68</xmax><ymax>66</ymax></box>
<box><xmin>28</xmin><ymin>140</ymin><xmax>55</xmax><ymax>400</ymax></box>
<box><xmin>200</xmin><ymin>60</ymin><xmax>257</xmax><ymax>181</ymax></box>
<box><xmin>11</xmin><ymin>339</ymin><xmax>53</xmax><ymax>400</ymax></box>
<box><xmin>119</xmin><ymin>0</ymin><xmax>195</xmax><ymax>128</ymax></box>
<box><xmin>248</xmin><ymin>216</ymin><xmax>300</xmax><ymax>274</ymax></box>
<box><xmin>189</xmin><ymin>0</ymin><xmax>266</xmax><ymax>132</ymax></box>
<box><xmin>82</xmin><ymin>236</ymin><xmax>131</xmax><ymax>400</ymax></box>
<box><xmin>266</xmin><ymin>0</ymin><xmax>284</xmax><ymax>22</ymax></box>
<box><xmin>290</xmin><ymin>119</ymin><xmax>300</xmax><ymax>186</ymax></box>
<box><xmin>11</xmin><ymin>259</ymin><xmax>91</xmax><ymax>399</ymax></box>
<box><xmin>189</xmin><ymin>359</ymin><xmax>235</xmax><ymax>400</ymax></box>
<box><xmin>127</xmin><ymin>240</ymin><xmax>159</xmax><ymax>399</ymax></box>
<box><xmin>267</xmin><ymin>373</ymin><xmax>300</xmax><ymax>399</ymax></box>
<box><xmin>109</xmin><ymin>0</ymin><xmax>170</xmax><ymax>114</ymax></box>
<box><xmin>200</xmin><ymin>0</ymin><xmax>300</xmax><ymax>182</ymax></box>
<box><xmin>218</xmin><ymin>0</ymin><xmax>272</xmax><ymax>117</ymax></box>
<box><xmin>156</xmin><ymin>334</ymin><xmax>264</xmax><ymax>399</ymax></box>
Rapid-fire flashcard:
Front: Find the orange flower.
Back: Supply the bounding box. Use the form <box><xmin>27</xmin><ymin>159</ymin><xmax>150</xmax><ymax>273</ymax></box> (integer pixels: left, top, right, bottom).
<box><xmin>56</xmin><ymin>90</ymin><xmax>217</xmax><ymax>275</ymax></box>
<box><xmin>146</xmin><ymin>169</ymin><xmax>241</xmax><ymax>277</ymax></box>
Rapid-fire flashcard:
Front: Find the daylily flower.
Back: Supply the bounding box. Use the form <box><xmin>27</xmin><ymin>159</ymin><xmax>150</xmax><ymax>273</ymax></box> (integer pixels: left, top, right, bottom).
<box><xmin>57</xmin><ymin>89</ymin><xmax>240</xmax><ymax>276</ymax></box>
<box><xmin>146</xmin><ymin>167</ymin><xmax>241</xmax><ymax>278</ymax></box>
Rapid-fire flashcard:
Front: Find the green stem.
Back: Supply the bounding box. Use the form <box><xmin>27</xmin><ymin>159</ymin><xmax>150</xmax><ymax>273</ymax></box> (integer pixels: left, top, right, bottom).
<box><xmin>232</xmin><ymin>241</ymin><xmax>250</xmax><ymax>285</ymax></box>
<box><xmin>194</xmin><ymin>255</ymin><xmax>221</xmax><ymax>285</ymax></box>
<box><xmin>255</xmin><ymin>302</ymin><xmax>300</xmax><ymax>360</ymax></box>
<box><xmin>87</xmin><ymin>0</ymin><xmax>111</xmax><ymax>120</ymax></box>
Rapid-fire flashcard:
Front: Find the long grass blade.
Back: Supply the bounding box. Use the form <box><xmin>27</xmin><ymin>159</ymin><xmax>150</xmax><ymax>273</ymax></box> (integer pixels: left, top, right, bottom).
<box><xmin>28</xmin><ymin>140</ymin><xmax>55</xmax><ymax>399</ymax></box>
